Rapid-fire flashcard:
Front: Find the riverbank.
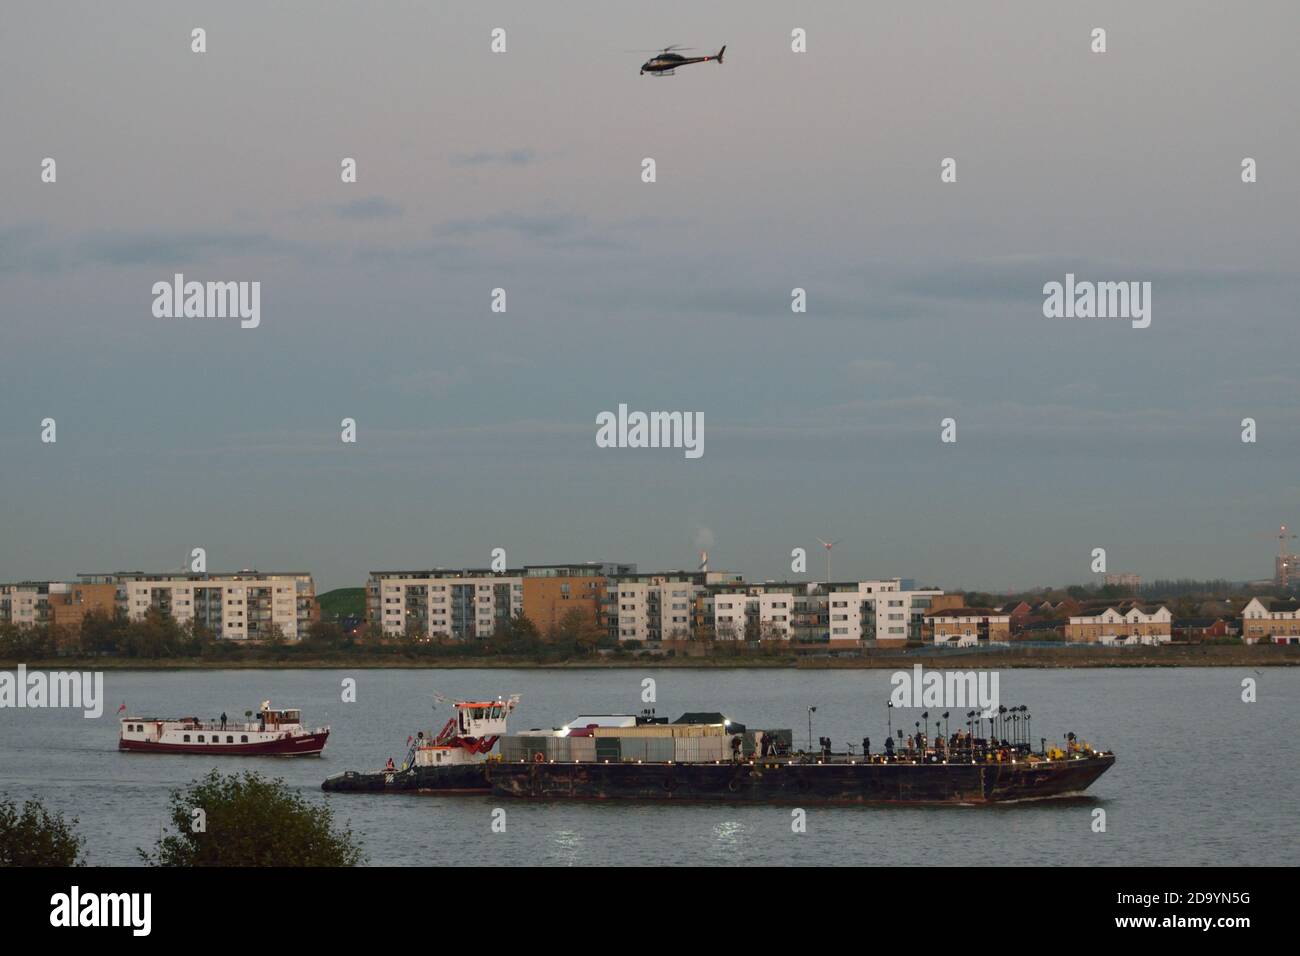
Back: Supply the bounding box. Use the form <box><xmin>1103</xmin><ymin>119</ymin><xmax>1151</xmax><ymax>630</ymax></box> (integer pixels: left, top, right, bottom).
<box><xmin>4</xmin><ymin>644</ymin><xmax>1296</xmax><ymax>670</ymax></box>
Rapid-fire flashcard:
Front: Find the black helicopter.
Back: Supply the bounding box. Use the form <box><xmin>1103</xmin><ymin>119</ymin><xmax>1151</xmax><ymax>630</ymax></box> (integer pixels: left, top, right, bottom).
<box><xmin>638</xmin><ymin>44</ymin><xmax>726</xmax><ymax>76</ymax></box>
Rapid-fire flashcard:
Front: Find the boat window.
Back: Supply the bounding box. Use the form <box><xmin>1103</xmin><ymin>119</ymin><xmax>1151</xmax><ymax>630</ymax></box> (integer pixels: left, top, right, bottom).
<box><xmin>226</xmin><ymin>736</ymin><xmax>233</xmax><ymax>743</ymax></box>
<box><xmin>198</xmin><ymin>735</ymin><xmax>205</xmax><ymax>742</ymax></box>
<box><xmin>241</xmin><ymin>735</ymin><xmax>248</xmax><ymax>743</ymax></box>
<box><xmin>183</xmin><ymin>734</ymin><xmax>191</xmax><ymax>742</ymax></box>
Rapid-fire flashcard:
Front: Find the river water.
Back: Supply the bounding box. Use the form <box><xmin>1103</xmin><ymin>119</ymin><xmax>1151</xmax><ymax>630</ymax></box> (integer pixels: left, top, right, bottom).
<box><xmin>1</xmin><ymin>667</ymin><xmax>1293</xmax><ymax>866</ymax></box>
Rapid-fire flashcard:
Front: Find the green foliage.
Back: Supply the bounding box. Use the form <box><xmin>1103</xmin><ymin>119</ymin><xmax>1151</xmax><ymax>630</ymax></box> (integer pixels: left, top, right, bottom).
<box><xmin>317</xmin><ymin>587</ymin><xmax>365</xmax><ymax>620</ymax></box>
<box><xmin>0</xmin><ymin>797</ymin><xmax>85</xmax><ymax>866</ymax></box>
<box><xmin>139</xmin><ymin>771</ymin><xmax>363</xmax><ymax>867</ymax></box>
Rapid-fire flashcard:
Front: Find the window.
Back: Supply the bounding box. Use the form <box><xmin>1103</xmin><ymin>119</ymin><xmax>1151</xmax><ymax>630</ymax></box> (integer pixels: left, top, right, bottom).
<box><xmin>183</xmin><ymin>734</ymin><xmax>191</xmax><ymax>742</ymax></box>
<box><xmin>226</xmin><ymin>736</ymin><xmax>234</xmax><ymax>743</ymax></box>
<box><xmin>198</xmin><ymin>735</ymin><xmax>205</xmax><ymax>742</ymax></box>
<box><xmin>241</xmin><ymin>735</ymin><xmax>248</xmax><ymax>743</ymax></box>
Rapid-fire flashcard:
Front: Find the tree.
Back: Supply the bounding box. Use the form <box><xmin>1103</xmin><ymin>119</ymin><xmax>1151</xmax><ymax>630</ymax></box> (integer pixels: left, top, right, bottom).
<box><xmin>0</xmin><ymin>798</ymin><xmax>85</xmax><ymax>866</ymax></box>
<box><xmin>262</xmin><ymin>622</ymin><xmax>288</xmax><ymax>647</ymax></box>
<box><xmin>551</xmin><ymin>609</ymin><xmax>602</xmax><ymax>655</ymax></box>
<box><xmin>139</xmin><ymin>771</ymin><xmax>363</xmax><ymax>867</ymax></box>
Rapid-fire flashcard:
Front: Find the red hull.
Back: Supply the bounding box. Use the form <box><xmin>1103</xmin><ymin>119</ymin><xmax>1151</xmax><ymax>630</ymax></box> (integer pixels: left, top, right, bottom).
<box><xmin>119</xmin><ymin>731</ymin><xmax>329</xmax><ymax>756</ymax></box>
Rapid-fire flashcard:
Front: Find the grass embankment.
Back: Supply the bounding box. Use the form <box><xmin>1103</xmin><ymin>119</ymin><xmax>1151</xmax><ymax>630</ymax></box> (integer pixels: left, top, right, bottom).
<box><xmin>316</xmin><ymin>588</ymin><xmax>365</xmax><ymax>620</ymax></box>
<box><xmin>6</xmin><ymin>644</ymin><xmax>1297</xmax><ymax>670</ymax></box>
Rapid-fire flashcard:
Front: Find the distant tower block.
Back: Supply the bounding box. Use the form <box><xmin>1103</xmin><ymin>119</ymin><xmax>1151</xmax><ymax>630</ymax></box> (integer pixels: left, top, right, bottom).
<box><xmin>1103</xmin><ymin>573</ymin><xmax>1141</xmax><ymax>592</ymax></box>
<box><xmin>1276</xmin><ymin>524</ymin><xmax>1299</xmax><ymax>588</ymax></box>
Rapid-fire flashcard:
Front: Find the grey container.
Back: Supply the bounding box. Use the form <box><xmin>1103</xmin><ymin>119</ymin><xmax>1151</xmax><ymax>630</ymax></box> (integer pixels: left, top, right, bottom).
<box><xmin>594</xmin><ymin>738</ymin><xmax>621</xmax><ymax>762</ymax></box>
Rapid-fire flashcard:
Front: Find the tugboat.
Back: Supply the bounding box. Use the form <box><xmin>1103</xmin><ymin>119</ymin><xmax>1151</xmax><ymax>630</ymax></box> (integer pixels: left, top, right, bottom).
<box><xmin>322</xmin><ymin>696</ymin><xmax>519</xmax><ymax>792</ymax></box>
<box><xmin>119</xmin><ymin>701</ymin><xmax>329</xmax><ymax>756</ymax></box>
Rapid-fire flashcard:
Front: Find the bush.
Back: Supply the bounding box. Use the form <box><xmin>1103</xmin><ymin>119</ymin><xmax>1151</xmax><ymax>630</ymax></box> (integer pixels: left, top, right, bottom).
<box><xmin>139</xmin><ymin>771</ymin><xmax>363</xmax><ymax>867</ymax></box>
<box><xmin>0</xmin><ymin>798</ymin><xmax>85</xmax><ymax>866</ymax></box>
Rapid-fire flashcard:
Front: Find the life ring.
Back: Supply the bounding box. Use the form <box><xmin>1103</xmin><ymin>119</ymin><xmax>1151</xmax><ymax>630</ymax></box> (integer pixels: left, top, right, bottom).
<box><xmin>533</xmin><ymin>752</ymin><xmax>545</xmax><ymax>763</ymax></box>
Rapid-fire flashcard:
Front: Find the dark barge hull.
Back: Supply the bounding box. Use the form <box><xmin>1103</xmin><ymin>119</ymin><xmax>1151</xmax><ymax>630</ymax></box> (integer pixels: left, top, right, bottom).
<box><xmin>322</xmin><ymin>763</ymin><xmax>490</xmax><ymax>794</ymax></box>
<box><xmin>486</xmin><ymin>754</ymin><xmax>1115</xmax><ymax>804</ymax></box>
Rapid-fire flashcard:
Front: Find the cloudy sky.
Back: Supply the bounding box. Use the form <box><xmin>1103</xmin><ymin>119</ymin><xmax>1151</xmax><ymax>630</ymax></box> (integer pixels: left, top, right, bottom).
<box><xmin>2</xmin><ymin>1</ymin><xmax>1298</xmax><ymax>592</ymax></box>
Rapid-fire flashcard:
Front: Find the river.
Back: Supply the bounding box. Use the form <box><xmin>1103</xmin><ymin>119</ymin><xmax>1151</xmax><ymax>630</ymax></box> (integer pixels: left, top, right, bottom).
<box><xmin>1</xmin><ymin>666</ymin><xmax>1293</xmax><ymax>866</ymax></box>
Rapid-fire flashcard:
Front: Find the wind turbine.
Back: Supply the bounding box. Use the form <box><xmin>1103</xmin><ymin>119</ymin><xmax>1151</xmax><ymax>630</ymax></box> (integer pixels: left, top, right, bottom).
<box><xmin>815</xmin><ymin>538</ymin><xmax>841</xmax><ymax>584</ymax></box>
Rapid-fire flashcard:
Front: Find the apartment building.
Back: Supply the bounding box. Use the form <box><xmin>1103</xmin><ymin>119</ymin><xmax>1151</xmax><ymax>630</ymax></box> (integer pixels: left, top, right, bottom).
<box><xmin>0</xmin><ymin>581</ymin><xmax>118</xmax><ymax>629</ymax></box>
<box><xmin>520</xmin><ymin>563</ymin><xmax>635</xmax><ymax>634</ymax></box>
<box><xmin>1064</xmin><ymin>603</ymin><xmax>1173</xmax><ymax>644</ymax></box>
<box><xmin>80</xmin><ymin>571</ymin><xmax>318</xmax><ymax>641</ymax></box>
<box><xmin>1240</xmin><ymin>597</ymin><xmax>1300</xmax><ymax>644</ymax></box>
<box><xmin>367</xmin><ymin>569</ymin><xmax>524</xmax><ymax>640</ymax></box>
<box><xmin>0</xmin><ymin>582</ymin><xmax>52</xmax><ymax>627</ymax></box>
<box><xmin>602</xmin><ymin>572</ymin><xmax>716</xmax><ymax>642</ymax></box>
<box><xmin>704</xmin><ymin>583</ymin><xmax>802</xmax><ymax>641</ymax></box>
<box><xmin>693</xmin><ymin>578</ymin><xmax>942</xmax><ymax>646</ymax></box>
<box><xmin>824</xmin><ymin>580</ymin><xmax>944</xmax><ymax>646</ymax></box>
<box><xmin>925</xmin><ymin>608</ymin><xmax>1013</xmax><ymax>646</ymax></box>
<box><xmin>50</xmin><ymin>582</ymin><xmax>117</xmax><ymax>629</ymax></box>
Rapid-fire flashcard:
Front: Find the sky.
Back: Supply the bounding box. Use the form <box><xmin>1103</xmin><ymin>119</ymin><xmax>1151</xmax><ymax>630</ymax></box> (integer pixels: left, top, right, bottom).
<box><xmin>2</xmin><ymin>1</ymin><xmax>1298</xmax><ymax>592</ymax></box>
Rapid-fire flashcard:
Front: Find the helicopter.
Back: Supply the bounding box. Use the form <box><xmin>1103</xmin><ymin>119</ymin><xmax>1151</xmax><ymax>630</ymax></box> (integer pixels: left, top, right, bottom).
<box><xmin>638</xmin><ymin>44</ymin><xmax>726</xmax><ymax>76</ymax></box>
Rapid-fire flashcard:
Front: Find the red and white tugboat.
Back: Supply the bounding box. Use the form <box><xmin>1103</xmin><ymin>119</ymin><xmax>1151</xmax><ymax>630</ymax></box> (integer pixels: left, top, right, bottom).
<box><xmin>322</xmin><ymin>695</ymin><xmax>519</xmax><ymax>792</ymax></box>
<box><xmin>119</xmin><ymin>701</ymin><xmax>329</xmax><ymax>756</ymax></box>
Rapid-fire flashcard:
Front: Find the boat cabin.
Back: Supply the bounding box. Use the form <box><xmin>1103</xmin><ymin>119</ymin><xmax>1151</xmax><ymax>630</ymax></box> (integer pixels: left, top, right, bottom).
<box><xmin>453</xmin><ymin>698</ymin><xmax>516</xmax><ymax>738</ymax></box>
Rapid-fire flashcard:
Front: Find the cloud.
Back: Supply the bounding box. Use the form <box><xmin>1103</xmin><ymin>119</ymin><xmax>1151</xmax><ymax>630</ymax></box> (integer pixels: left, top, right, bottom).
<box><xmin>333</xmin><ymin>196</ymin><xmax>404</xmax><ymax>220</ymax></box>
<box><xmin>450</xmin><ymin>149</ymin><xmax>537</xmax><ymax>167</ymax></box>
<box><xmin>389</xmin><ymin>368</ymin><xmax>472</xmax><ymax>397</ymax></box>
<box><xmin>883</xmin><ymin>256</ymin><xmax>1296</xmax><ymax>306</ymax></box>
<box><xmin>441</xmin><ymin>211</ymin><xmax>586</xmax><ymax>240</ymax></box>
<box><xmin>0</xmin><ymin>224</ymin><xmax>307</xmax><ymax>274</ymax></box>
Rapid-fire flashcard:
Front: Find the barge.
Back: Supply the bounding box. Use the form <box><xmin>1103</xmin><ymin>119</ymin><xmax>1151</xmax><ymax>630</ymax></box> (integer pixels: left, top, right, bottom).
<box><xmin>323</xmin><ymin>698</ymin><xmax>1113</xmax><ymax>803</ymax></box>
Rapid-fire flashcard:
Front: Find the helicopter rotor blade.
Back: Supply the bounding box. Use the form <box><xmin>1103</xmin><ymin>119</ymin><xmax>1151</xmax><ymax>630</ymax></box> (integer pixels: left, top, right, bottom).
<box><xmin>625</xmin><ymin>44</ymin><xmax>699</xmax><ymax>53</ymax></box>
